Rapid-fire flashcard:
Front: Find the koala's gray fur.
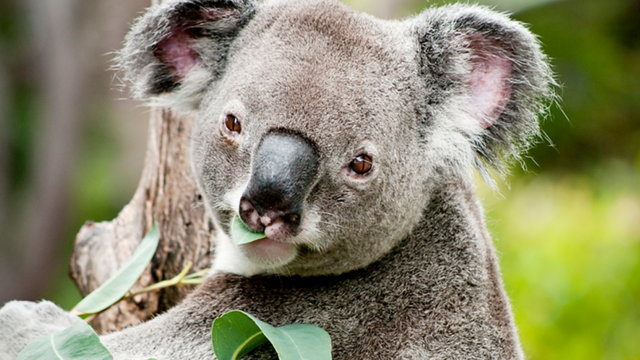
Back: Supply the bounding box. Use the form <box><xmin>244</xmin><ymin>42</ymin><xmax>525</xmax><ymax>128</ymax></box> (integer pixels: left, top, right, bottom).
<box><xmin>0</xmin><ymin>0</ymin><xmax>554</xmax><ymax>359</ymax></box>
<box><xmin>0</xmin><ymin>301</ymin><xmax>82</xmax><ymax>358</ymax></box>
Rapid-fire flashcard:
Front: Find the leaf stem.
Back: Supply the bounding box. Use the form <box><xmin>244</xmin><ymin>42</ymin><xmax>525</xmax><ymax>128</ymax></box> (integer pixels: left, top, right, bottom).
<box><xmin>125</xmin><ymin>262</ymin><xmax>194</xmax><ymax>299</ymax></box>
<box><xmin>74</xmin><ymin>263</ymin><xmax>210</xmax><ymax>321</ymax></box>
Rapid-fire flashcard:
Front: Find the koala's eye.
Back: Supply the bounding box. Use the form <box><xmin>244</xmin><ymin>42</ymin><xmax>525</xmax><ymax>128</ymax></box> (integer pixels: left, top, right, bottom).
<box><xmin>349</xmin><ymin>154</ymin><xmax>373</xmax><ymax>174</ymax></box>
<box><xmin>225</xmin><ymin>114</ymin><xmax>241</xmax><ymax>133</ymax></box>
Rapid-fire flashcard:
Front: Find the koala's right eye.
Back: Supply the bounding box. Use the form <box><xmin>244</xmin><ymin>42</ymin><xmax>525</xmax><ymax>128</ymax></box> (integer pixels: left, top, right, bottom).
<box><xmin>225</xmin><ymin>114</ymin><xmax>242</xmax><ymax>133</ymax></box>
<box><xmin>349</xmin><ymin>154</ymin><xmax>373</xmax><ymax>175</ymax></box>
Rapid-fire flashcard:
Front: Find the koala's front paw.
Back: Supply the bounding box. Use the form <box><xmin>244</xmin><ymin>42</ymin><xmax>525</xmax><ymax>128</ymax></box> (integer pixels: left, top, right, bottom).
<box><xmin>0</xmin><ymin>300</ymin><xmax>82</xmax><ymax>360</ymax></box>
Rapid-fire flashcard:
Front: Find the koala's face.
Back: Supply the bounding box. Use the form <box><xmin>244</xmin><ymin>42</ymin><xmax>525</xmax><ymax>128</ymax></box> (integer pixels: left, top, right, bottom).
<box><xmin>121</xmin><ymin>0</ymin><xmax>551</xmax><ymax>276</ymax></box>
<box><xmin>190</xmin><ymin>2</ymin><xmax>428</xmax><ymax>276</ymax></box>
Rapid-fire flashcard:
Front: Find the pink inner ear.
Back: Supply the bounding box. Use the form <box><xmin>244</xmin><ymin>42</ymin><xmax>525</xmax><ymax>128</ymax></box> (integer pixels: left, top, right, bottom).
<box><xmin>155</xmin><ymin>30</ymin><xmax>201</xmax><ymax>82</ymax></box>
<box><xmin>468</xmin><ymin>54</ymin><xmax>513</xmax><ymax>129</ymax></box>
<box><xmin>153</xmin><ymin>8</ymin><xmax>241</xmax><ymax>83</ymax></box>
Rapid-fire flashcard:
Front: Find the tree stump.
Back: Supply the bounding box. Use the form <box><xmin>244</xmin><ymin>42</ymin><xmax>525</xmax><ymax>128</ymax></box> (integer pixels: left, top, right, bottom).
<box><xmin>69</xmin><ymin>108</ymin><xmax>217</xmax><ymax>334</ymax></box>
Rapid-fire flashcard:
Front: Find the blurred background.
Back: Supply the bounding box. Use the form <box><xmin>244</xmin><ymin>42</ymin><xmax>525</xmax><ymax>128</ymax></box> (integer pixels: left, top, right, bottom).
<box><xmin>0</xmin><ymin>0</ymin><xmax>638</xmax><ymax>358</ymax></box>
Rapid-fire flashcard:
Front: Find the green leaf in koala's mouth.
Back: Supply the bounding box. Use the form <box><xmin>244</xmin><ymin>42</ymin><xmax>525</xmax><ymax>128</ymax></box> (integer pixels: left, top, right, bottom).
<box><xmin>232</xmin><ymin>214</ymin><xmax>267</xmax><ymax>245</ymax></box>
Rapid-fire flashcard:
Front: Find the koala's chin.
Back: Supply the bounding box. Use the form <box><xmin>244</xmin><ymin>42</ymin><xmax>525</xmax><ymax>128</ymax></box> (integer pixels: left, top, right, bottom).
<box><xmin>239</xmin><ymin>238</ymin><xmax>298</xmax><ymax>269</ymax></box>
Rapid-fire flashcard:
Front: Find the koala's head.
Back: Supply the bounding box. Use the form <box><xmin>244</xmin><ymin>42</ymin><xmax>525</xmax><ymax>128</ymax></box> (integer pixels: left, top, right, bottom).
<box><xmin>119</xmin><ymin>0</ymin><xmax>553</xmax><ymax>277</ymax></box>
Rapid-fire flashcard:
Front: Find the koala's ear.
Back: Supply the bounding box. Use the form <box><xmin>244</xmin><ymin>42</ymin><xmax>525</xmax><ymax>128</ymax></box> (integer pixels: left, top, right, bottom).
<box><xmin>411</xmin><ymin>5</ymin><xmax>555</xmax><ymax>176</ymax></box>
<box><xmin>117</xmin><ymin>0</ymin><xmax>256</xmax><ymax>111</ymax></box>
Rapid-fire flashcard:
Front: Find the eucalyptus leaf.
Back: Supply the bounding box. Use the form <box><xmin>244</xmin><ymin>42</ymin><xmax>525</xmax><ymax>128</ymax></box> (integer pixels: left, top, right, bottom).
<box><xmin>211</xmin><ymin>311</ymin><xmax>268</xmax><ymax>360</ymax></box>
<box><xmin>260</xmin><ymin>323</ymin><xmax>332</xmax><ymax>360</ymax></box>
<box><xmin>211</xmin><ymin>310</ymin><xmax>332</xmax><ymax>360</ymax></box>
<box><xmin>17</xmin><ymin>322</ymin><xmax>112</xmax><ymax>360</ymax></box>
<box><xmin>73</xmin><ymin>222</ymin><xmax>160</xmax><ymax>315</ymax></box>
<box><xmin>231</xmin><ymin>215</ymin><xmax>266</xmax><ymax>245</ymax></box>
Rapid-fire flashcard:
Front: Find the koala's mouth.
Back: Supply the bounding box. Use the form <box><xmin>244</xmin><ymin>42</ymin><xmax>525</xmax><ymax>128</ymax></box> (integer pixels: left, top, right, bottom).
<box><xmin>230</xmin><ymin>214</ymin><xmax>299</xmax><ymax>268</ymax></box>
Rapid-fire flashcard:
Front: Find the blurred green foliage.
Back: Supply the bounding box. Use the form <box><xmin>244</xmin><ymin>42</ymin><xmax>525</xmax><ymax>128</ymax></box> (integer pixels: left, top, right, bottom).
<box><xmin>480</xmin><ymin>168</ymin><xmax>640</xmax><ymax>360</ymax></box>
<box><xmin>0</xmin><ymin>0</ymin><xmax>37</xmax><ymax>205</ymax></box>
<box><xmin>491</xmin><ymin>1</ymin><xmax>640</xmax><ymax>358</ymax></box>
<box><xmin>519</xmin><ymin>0</ymin><xmax>640</xmax><ymax>173</ymax></box>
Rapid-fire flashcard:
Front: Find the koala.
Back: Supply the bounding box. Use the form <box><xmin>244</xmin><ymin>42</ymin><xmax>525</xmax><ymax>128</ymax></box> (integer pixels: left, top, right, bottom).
<box><xmin>0</xmin><ymin>0</ymin><xmax>554</xmax><ymax>359</ymax></box>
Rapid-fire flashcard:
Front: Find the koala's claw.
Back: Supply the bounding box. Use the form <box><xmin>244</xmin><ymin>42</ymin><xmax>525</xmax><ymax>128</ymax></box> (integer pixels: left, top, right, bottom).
<box><xmin>0</xmin><ymin>300</ymin><xmax>82</xmax><ymax>360</ymax></box>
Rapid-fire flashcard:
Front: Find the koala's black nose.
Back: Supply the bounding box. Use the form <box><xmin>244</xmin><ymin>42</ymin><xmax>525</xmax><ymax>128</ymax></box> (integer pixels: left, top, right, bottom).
<box><xmin>239</xmin><ymin>132</ymin><xmax>318</xmax><ymax>238</ymax></box>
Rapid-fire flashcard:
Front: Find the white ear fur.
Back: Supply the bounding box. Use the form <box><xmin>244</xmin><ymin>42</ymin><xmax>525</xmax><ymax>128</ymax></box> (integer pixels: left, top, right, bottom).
<box><xmin>147</xmin><ymin>66</ymin><xmax>211</xmax><ymax>112</ymax></box>
<box><xmin>411</xmin><ymin>4</ymin><xmax>555</xmax><ymax>188</ymax></box>
<box><xmin>147</xmin><ymin>7</ymin><xmax>244</xmax><ymax>113</ymax></box>
<box><xmin>118</xmin><ymin>2</ymin><xmax>251</xmax><ymax>114</ymax></box>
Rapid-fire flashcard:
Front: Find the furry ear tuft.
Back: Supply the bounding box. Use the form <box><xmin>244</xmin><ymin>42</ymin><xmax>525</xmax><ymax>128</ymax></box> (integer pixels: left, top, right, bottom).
<box><xmin>116</xmin><ymin>0</ymin><xmax>256</xmax><ymax>112</ymax></box>
<box><xmin>413</xmin><ymin>4</ymin><xmax>556</xmax><ymax>181</ymax></box>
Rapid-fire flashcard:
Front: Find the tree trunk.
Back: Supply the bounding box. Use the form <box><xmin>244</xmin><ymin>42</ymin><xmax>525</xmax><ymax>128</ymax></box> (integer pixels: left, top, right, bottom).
<box><xmin>69</xmin><ymin>108</ymin><xmax>217</xmax><ymax>334</ymax></box>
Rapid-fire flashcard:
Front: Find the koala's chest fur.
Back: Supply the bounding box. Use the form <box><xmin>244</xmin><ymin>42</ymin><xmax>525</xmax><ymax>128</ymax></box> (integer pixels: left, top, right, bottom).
<box><xmin>149</xmin><ymin>179</ymin><xmax>518</xmax><ymax>359</ymax></box>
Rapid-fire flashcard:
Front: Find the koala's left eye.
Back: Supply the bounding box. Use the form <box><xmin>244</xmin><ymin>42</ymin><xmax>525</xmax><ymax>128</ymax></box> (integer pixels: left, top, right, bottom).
<box><xmin>349</xmin><ymin>154</ymin><xmax>373</xmax><ymax>174</ymax></box>
<box><xmin>225</xmin><ymin>114</ymin><xmax>242</xmax><ymax>133</ymax></box>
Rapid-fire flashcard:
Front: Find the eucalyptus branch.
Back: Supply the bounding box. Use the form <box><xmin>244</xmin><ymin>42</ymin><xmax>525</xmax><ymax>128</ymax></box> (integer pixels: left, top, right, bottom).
<box><xmin>124</xmin><ymin>262</ymin><xmax>210</xmax><ymax>299</ymax></box>
<box><xmin>75</xmin><ymin>262</ymin><xmax>210</xmax><ymax>323</ymax></box>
